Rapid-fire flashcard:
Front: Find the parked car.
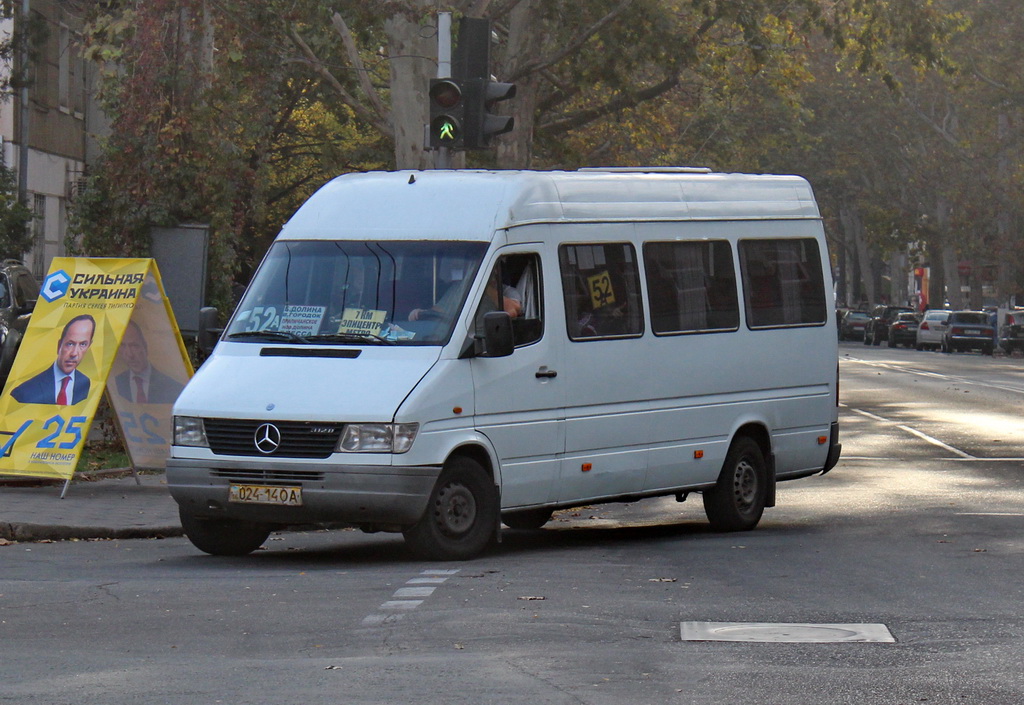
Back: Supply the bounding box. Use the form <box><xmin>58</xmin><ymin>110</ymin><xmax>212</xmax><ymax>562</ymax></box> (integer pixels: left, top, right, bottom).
<box><xmin>916</xmin><ymin>309</ymin><xmax>951</xmax><ymax>351</ymax></box>
<box><xmin>942</xmin><ymin>311</ymin><xmax>995</xmax><ymax>354</ymax></box>
<box><xmin>864</xmin><ymin>305</ymin><xmax>914</xmax><ymax>345</ymax></box>
<box><xmin>998</xmin><ymin>309</ymin><xmax>1024</xmax><ymax>355</ymax></box>
<box><xmin>0</xmin><ymin>259</ymin><xmax>37</xmax><ymax>392</ymax></box>
<box><xmin>887</xmin><ymin>311</ymin><xmax>920</xmax><ymax>347</ymax></box>
<box><xmin>839</xmin><ymin>309</ymin><xmax>870</xmax><ymax>341</ymax></box>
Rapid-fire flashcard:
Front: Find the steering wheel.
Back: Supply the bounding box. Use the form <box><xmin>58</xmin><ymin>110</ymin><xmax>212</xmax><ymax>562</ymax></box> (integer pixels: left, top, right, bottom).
<box><xmin>415</xmin><ymin>309</ymin><xmax>443</xmax><ymax>321</ymax></box>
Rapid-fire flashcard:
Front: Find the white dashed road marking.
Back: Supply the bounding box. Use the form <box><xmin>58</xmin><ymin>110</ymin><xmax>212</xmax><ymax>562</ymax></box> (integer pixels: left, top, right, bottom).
<box><xmin>361</xmin><ymin>569</ymin><xmax>460</xmax><ymax>627</ymax></box>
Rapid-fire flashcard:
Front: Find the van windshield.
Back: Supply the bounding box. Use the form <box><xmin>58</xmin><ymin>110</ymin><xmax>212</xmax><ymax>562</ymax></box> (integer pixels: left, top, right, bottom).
<box><xmin>226</xmin><ymin>240</ymin><xmax>489</xmax><ymax>345</ymax></box>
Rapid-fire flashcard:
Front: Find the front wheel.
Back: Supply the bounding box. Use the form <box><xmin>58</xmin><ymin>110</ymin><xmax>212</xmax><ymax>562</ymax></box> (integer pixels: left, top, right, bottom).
<box><xmin>703</xmin><ymin>437</ymin><xmax>768</xmax><ymax>532</ymax></box>
<box><xmin>179</xmin><ymin>510</ymin><xmax>272</xmax><ymax>556</ymax></box>
<box><xmin>404</xmin><ymin>456</ymin><xmax>498</xmax><ymax>560</ymax></box>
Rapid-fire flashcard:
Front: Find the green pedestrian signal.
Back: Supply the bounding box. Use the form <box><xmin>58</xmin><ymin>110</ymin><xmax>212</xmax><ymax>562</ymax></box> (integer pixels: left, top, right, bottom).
<box><xmin>428</xmin><ymin>79</ymin><xmax>464</xmax><ymax>149</ymax></box>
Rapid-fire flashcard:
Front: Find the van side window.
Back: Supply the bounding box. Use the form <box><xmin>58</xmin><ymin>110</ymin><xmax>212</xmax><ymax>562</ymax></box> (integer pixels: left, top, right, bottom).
<box><xmin>475</xmin><ymin>253</ymin><xmax>543</xmax><ymax>346</ymax></box>
<box><xmin>739</xmin><ymin>238</ymin><xmax>826</xmax><ymax>328</ymax></box>
<box><xmin>559</xmin><ymin>243</ymin><xmax>644</xmax><ymax>340</ymax></box>
<box><xmin>643</xmin><ymin>240</ymin><xmax>739</xmax><ymax>334</ymax></box>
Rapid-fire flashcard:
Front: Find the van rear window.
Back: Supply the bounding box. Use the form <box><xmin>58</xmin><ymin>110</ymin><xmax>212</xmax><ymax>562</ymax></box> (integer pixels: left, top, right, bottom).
<box><xmin>643</xmin><ymin>240</ymin><xmax>739</xmax><ymax>334</ymax></box>
<box><xmin>739</xmin><ymin>238</ymin><xmax>827</xmax><ymax>328</ymax></box>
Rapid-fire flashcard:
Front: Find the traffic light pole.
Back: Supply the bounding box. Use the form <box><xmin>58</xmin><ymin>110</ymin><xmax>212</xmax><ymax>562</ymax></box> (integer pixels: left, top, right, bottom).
<box><xmin>434</xmin><ymin>12</ymin><xmax>452</xmax><ymax>169</ymax></box>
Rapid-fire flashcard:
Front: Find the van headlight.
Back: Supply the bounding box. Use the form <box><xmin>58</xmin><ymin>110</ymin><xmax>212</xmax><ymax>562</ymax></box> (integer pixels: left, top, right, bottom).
<box><xmin>174</xmin><ymin>416</ymin><xmax>209</xmax><ymax>447</ymax></box>
<box><xmin>338</xmin><ymin>423</ymin><xmax>418</xmax><ymax>453</ymax></box>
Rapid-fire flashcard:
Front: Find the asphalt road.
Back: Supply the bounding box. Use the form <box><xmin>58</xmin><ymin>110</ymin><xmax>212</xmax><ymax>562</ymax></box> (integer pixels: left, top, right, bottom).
<box><xmin>2</xmin><ymin>343</ymin><xmax>1023</xmax><ymax>704</ymax></box>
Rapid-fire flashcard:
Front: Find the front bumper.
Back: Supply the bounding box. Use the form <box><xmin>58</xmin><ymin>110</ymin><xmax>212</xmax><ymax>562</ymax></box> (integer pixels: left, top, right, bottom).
<box><xmin>165</xmin><ymin>456</ymin><xmax>442</xmax><ymax>528</ymax></box>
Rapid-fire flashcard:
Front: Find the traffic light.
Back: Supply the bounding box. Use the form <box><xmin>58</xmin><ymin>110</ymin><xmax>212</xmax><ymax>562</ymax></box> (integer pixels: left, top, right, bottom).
<box><xmin>463</xmin><ymin>77</ymin><xmax>516</xmax><ymax>149</ymax></box>
<box><xmin>451</xmin><ymin>17</ymin><xmax>516</xmax><ymax>150</ymax></box>
<box><xmin>428</xmin><ymin>78</ymin><xmax>464</xmax><ymax>149</ymax></box>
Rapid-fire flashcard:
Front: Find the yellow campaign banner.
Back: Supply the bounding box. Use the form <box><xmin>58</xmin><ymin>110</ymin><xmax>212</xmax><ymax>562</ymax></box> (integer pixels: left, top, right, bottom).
<box><xmin>0</xmin><ymin>258</ymin><xmax>194</xmax><ymax>479</ymax></box>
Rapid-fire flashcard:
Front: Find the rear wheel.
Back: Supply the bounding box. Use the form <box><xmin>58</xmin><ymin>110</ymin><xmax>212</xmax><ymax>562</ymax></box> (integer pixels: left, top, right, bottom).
<box><xmin>502</xmin><ymin>508</ymin><xmax>554</xmax><ymax>530</ymax></box>
<box><xmin>404</xmin><ymin>456</ymin><xmax>498</xmax><ymax>560</ymax></box>
<box><xmin>703</xmin><ymin>437</ymin><xmax>768</xmax><ymax>532</ymax></box>
<box><xmin>179</xmin><ymin>510</ymin><xmax>272</xmax><ymax>556</ymax></box>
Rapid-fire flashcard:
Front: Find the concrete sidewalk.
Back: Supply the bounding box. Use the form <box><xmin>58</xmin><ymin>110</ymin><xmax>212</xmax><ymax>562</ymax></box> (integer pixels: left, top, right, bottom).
<box><xmin>0</xmin><ymin>471</ymin><xmax>183</xmax><ymax>542</ymax></box>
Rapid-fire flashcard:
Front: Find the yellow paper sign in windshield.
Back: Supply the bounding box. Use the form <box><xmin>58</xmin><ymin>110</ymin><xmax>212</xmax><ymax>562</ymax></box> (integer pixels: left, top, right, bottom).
<box><xmin>338</xmin><ymin>308</ymin><xmax>387</xmax><ymax>336</ymax></box>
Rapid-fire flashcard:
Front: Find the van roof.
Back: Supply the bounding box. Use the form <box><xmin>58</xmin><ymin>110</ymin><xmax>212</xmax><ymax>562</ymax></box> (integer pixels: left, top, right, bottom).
<box><xmin>280</xmin><ymin>169</ymin><xmax>821</xmax><ymax>241</ymax></box>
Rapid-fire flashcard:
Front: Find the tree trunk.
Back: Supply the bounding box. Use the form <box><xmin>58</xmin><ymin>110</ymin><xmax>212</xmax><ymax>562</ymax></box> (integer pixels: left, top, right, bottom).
<box><xmin>386</xmin><ymin>5</ymin><xmax>435</xmax><ymax>169</ymax></box>
<box><xmin>840</xmin><ymin>200</ymin><xmax>875</xmax><ymax>307</ymax></box>
<box><xmin>937</xmin><ymin>196</ymin><xmax>962</xmax><ymax>309</ymax></box>
<box><xmin>496</xmin><ymin>0</ymin><xmax>542</xmax><ymax>168</ymax></box>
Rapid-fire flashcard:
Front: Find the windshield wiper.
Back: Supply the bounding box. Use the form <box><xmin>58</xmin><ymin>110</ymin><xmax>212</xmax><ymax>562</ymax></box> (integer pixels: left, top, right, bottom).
<box><xmin>226</xmin><ymin>330</ymin><xmax>310</xmax><ymax>344</ymax></box>
<box><xmin>304</xmin><ymin>333</ymin><xmax>396</xmax><ymax>346</ymax></box>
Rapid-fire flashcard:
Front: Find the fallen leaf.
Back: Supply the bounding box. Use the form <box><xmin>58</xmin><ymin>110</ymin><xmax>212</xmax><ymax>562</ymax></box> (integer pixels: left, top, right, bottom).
<box><xmin>649</xmin><ymin>578</ymin><xmax>677</xmax><ymax>583</ymax></box>
<box><xmin>518</xmin><ymin>596</ymin><xmax>546</xmax><ymax>601</ymax></box>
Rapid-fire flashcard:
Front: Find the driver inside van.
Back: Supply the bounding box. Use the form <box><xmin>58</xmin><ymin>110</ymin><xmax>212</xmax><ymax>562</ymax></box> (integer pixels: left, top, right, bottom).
<box><xmin>409</xmin><ymin>273</ymin><xmax>521</xmax><ymax>322</ymax></box>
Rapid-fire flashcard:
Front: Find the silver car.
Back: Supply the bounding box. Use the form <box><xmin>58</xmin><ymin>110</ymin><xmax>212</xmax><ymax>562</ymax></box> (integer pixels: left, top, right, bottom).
<box><xmin>915</xmin><ymin>309</ymin><xmax>950</xmax><ymax>351</ymax></box>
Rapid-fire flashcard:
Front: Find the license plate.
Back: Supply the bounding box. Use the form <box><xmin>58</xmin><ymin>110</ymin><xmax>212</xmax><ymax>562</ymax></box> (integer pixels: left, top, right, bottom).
<box><xmin>965</xmin><ymin>329</ymin><xmax>981</xmax><ymax>335</ymax></box>
<box><xmin>229</xmin><ymin>484</ymin><xmax>303</xmax><ymax>506</ymax></box>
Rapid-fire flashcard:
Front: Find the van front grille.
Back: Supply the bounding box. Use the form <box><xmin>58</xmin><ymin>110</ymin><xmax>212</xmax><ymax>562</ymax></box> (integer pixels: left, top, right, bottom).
<box><xmin>211</xmin><ymin>468</ymin><xmax>325</xmax><ymax>484</ymax></box>
<box><xmin>204</xmin><ymin>418</ymin><xmax>342</xmax><ymax>459</ymax></box>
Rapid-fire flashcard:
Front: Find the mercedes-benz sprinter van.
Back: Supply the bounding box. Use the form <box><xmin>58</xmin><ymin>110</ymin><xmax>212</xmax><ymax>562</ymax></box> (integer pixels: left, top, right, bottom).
<box><xmin>167</xmin><ymin>168</ymin><xmax>841</xmax><ymax>560</ymax></box>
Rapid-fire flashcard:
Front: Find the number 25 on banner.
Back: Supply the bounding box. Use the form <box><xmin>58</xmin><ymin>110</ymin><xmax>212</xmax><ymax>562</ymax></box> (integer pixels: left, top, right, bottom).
<box><xmin>0</xmin><ymin>415</ymin><xmax>89</xmax><ymax>457</ymax></box>
<box><xmin>119</xmin><ymin>411</ymin><xmax>168</xmax><ymax>446</ymax></box>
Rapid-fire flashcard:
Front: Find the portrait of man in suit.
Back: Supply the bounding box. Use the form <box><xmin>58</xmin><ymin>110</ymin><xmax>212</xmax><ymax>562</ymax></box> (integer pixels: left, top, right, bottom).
<box><xmin>113</xmin><ymin>320</ymin><xmax>184</xmax><ymax>405</ymax></box>
<box><xmin>10</xmin><ymin>314</ymin><xmax>96</xmax><ymax>405</ymax></box>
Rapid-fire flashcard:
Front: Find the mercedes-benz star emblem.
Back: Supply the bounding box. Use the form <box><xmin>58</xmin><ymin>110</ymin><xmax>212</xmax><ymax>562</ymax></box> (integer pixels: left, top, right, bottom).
<box><xmin>254</xmin><ymin>423</ymin><xmax>282</xmax><ymax>454</ymax></box>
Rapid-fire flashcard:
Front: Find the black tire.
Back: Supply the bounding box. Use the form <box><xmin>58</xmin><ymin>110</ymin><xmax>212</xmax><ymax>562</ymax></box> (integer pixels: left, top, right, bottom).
<box><xmin>179</xmin><ymin>509</ymin><xmax>272</xmax><ymax>556</ymax></box>
<box><xmin>404</xmin><ymin>456</ymin><xmax>498</xmax><ymax>560</ymax></box>
<box><xmin>887</xmin><ymin>337</ymin><xmax>895</xmax><ymax>348</ymax></box>
<box><xmin>915</xmin><ymin>343</ymin><xmax>923</xmax><ymax>351</ymax></box>
<box><xmin>983</xmin><ymin>344</ymin><xmax>994</xmax><ymax>356</ymax></box>
<box><xmin>863</xmin><ymin>332</ymin><xmax>871</xmax><ymax>345</ymax></box>
<box><xmin>703</xmin><ymin>437</ymin><xmax>768</xmax><ymax>532</ymax></box>
<box><xmin>502</xmin><ymin>508</ymin><xmax>554</xmax><ymax>530</ymax></box>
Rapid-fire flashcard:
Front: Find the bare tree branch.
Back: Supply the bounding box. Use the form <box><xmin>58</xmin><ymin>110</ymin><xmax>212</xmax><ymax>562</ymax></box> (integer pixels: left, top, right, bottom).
<box><xmin>537</xmin><ymin>13</ymin><xmax>720</xmax><ymax>136</ymax></box>
<box><xmin>539</xmin><ymin>72</ymin><xmax>680</xmax><ymax>134</ymax></box>
<box><xmin>509</xmin><ymin>0</ymin><xmax>634</xmax><ymax>82</ymax></box>
<box><xmin>330</xmin><ymin>12</ymin><xmax>389</xmax><ymax>122</ymax></box>
<box><xmin>288</xmin><ymin>26</ymin><xmax>393</xmax><ymax>139</ymax></box>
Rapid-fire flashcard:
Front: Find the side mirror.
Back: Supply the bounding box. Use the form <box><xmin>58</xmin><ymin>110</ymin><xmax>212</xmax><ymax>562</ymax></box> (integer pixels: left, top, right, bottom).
<box><xmin>478</xmin><ymin>311</ymin><xmax>513</xmax><ymax>358</ymax></box>
<box><xmin>197</xmin><ymin>306</ymin><xmax>222</xmax><ymax>357</ymax></box>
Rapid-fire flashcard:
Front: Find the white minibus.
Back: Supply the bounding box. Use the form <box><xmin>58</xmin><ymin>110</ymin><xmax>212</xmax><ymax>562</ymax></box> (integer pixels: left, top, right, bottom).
<box><xmin>167</xmin><ymin>168</ymin><xmax>841</xmax><ymax>560</ymax></box>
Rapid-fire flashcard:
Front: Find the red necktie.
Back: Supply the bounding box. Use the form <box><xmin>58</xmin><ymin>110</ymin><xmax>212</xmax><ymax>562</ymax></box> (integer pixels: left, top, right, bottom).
<box><xmin>134</xmin><ymin>375</ymin><xmax>147</xmax><ymax>404</ymax></box>
<box><xmin>57</xmin><ymin>376</ymin><xmax>70</xmax><ymax>405</ymax></box>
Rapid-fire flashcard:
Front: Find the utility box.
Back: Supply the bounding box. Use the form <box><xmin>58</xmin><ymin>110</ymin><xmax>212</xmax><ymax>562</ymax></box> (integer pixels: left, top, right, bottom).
<box><xmin>150</xmin><ymin>224</ymin><xmax>209</xmax><ymax>337</ymax></box>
